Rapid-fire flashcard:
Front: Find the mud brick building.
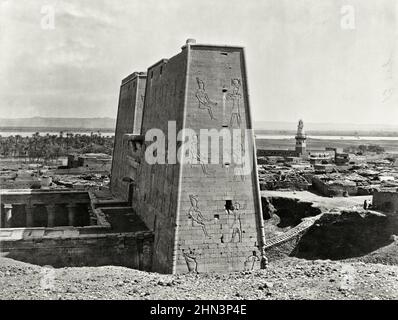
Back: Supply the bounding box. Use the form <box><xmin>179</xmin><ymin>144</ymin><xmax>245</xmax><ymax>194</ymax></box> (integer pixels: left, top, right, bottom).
<box><xmin>111</xmin><ymin>39</ymin><xmax>265</xmax><ymax>274</ymax></box>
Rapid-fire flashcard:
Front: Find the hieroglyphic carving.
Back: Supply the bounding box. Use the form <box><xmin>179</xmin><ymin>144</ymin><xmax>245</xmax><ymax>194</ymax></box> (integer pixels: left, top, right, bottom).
<box><xmin>195</xmin><ymin>77</ymin><xmax>217</xmax><ymax>120</ymax></box>
<box><xmin>188</xmin><ymin>195</ymin><xmax>211</xmax><ymax>238</ymax></box>
<box><xmin>226</xmin><ymin>79</ymin><xmax>242</xmax><ymax>127</ymax></box>
<box><xmin>182</xmin><ymin>248</ymin><xmax>198</xmax><ymax>273</ymax></box>
<box><xmin>244</xmin><ymin>251</ymin><xmax>260</xmax><ymax>271</ymax></box>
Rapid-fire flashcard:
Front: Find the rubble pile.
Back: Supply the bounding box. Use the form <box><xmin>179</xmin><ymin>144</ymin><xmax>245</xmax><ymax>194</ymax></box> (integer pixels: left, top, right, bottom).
<box><xmin>0</xmin><ymin>157</ymin><xmax>110</xmax><ymax>191</ymax></box>
<box><xmin>52</xmin><ymin>173</ymin><xmax>110</xmax><ymax>190</ymax></box>
<box><xmin>258</xmin><ymin>154</ymin><xmax>398</xmax><ymax>196</ymax></box>
<box><xmin>1</xmin><ymin>257</ymin><xmax>398</xmax><ymax>300</ymax></box>
<box><xmin>258</xmin><ymin>163</ymin><xmax>313</xmax><ymax>191</ymax></box>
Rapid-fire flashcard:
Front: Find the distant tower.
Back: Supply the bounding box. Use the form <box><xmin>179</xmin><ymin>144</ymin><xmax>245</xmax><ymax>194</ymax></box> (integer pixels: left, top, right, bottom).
<box><xmin>295</xmin><ymin>119</ymin><xmax>307</xmax><ymax>155</ymax></box>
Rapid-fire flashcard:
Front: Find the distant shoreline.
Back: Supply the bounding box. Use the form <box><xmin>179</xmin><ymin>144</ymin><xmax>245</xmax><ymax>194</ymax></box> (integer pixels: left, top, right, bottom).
<box><xmin>1</xmin><ymin>127</ymin><xmax>398</xmax><ymax>137</ymax></box>
<box><xmin>0</xmin><ymin>127</ymin><xmax>115</xmax><ymax>133</ymax></box>
<box><xmin>254</xmin><ymin>129</ymin><xmax>398</xmax><ymax>137</ymax></box>
<box><xmin>1</xmin><ymin>128</ymin><xmax>398</xmax><ymax>153</ymax></box>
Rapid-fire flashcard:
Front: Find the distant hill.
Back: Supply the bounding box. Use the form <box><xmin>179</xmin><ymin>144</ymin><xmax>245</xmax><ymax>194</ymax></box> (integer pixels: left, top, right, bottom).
<box><xmin>253</xmin><ymin>121</ymin><xmax>398</xmax><ymax>132</ymax></box>
<box><xmin>0</xmin><ymin>117</ymin><xmax>116</xmax><ymax>131</ymax></box>
<box><xmin>0</xmin><ymin>118</ymin><xmax>397</xmax><ymax>136</ymax></box>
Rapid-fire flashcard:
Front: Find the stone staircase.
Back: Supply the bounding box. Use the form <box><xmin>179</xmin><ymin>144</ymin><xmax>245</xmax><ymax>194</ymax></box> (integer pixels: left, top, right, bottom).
<box><xmin>264</xmin><ymin>214</ymin><xmax>322</xmax><ymax>249</ymax></box>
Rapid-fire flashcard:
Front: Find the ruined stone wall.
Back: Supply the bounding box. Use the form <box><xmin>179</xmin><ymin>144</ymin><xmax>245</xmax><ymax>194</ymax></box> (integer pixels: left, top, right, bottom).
<box><xmin>312</xmin><ymin>176</ymin><xmax>357</xmax><ymax>197</ymax></box>
<box><xmin>373</xmin><ymin>191</ymin><xmax>398</xmax><ymax>213</ymax></box>
<box><xmin>174</xmin><ymin>45</ymin><xmax>263</xmax><ymax>273</ymax></box>
<box><xmin>132</xmin><ymin>53</ymin><xmax>188</xmax><ymax>274</ymax></box>
<box><xmin>0</xmin><ymin>232</ymin><xmax>153</xmax><ymax>270</ymax></box>
<box><xmin>257</xmin><ymin>149</ymin><xmax>300</xmax><ymax>157</ymax></box>
<box><xmin>111</xmin><ymin>73</ymin><xmax>146</xmax><ymax>200</ymax></box>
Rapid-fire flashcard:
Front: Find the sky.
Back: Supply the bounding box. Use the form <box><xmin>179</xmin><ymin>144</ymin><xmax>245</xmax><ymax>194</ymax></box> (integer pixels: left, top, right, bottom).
<box><xmin>0</xmin><ymin>0</ymin><xmax>397</xmax><ymax>125</ymax></box>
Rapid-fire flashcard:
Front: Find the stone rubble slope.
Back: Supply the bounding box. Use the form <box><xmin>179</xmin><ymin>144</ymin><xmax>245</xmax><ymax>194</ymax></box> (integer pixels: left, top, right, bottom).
<box><xmin>1</xmin><ymin>257</ymin><xmax>398</xmax><ymax>300</ymax></box>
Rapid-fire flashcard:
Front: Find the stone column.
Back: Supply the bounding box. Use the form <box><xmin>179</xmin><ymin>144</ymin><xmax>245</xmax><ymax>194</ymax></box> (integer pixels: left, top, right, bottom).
<box><xmin>4</xmin><ymin>204</ymin><xmax>13</xmax><ymax>228</ymax></box>
<box><xmin>46</xmin><ymin>204</ymin><xmax>56</xmax><ymax>228</ymax></box>
<box><xmin>128</xmin><ymin>181</ymin><xmax>136</xmax><ymax>206</ymax></box>
<box><xmin>66</xmin><ymin>204</ymin><xmax>77</xmax><ymax>227</ymax></box>
<box><xmin>25</xmin><ymin>204</ymin><xmax>34</xmax><ymax>228</ymax></box>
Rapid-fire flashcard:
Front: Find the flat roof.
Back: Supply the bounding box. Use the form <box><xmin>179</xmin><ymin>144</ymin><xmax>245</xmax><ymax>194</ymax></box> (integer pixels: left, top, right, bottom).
<box><xmin>121</xmin><ymin>72</ymin><xmax>147</xmax><ymax>85</ymax></box>
<box><xmin>182</xmin><ymin>43</ymin><xmax>245</xmax><ymax>50</ymax></box>
<box><xmin>147</xmin><ymin>59</ymin><xmax>169</xmax><ymax>71</ymax></box>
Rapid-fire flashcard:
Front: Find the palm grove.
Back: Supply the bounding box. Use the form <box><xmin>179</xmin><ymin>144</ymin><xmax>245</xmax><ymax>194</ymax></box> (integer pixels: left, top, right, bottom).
<box><xmin>0</xmin><ymin>132</ymin><xmax>114</xmax><ymax>162</ymax></box>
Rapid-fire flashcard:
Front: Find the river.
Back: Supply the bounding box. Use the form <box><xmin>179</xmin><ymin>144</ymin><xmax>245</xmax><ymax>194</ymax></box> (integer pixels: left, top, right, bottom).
<box><xmin>1</xmin><ymin>131</ymin><xmax>398</xmax><ymax>141</ymax></box>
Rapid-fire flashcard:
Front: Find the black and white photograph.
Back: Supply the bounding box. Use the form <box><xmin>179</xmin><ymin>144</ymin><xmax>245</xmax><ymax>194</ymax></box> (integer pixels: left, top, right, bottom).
<box><xmin>0</xmin><ymin>0</ymin><xmax>398</xmax><ymax>311</ymax></box>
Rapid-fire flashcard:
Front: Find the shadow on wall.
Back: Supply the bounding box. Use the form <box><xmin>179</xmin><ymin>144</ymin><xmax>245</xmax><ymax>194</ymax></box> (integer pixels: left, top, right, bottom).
<box><xmin>292</xmin><ymin>210</ymin><xmax>395</xmax><ymax>260</ymax></box>
<box><xmin>0</xmin><ymin>233</ymin><xmax>153</xmax><ymax>270</ymax></box>
<box><xmin>262</xmin><ymin>196</ymin><xmax>322</xmax><ymax>228</ymax></box>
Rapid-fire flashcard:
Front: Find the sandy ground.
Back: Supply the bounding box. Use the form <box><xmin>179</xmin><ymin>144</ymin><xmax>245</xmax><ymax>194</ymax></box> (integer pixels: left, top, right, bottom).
<box><xmin>1</xmin><ymin>256</ymin><xmax>398</xmax><ymax>300</ymax></box>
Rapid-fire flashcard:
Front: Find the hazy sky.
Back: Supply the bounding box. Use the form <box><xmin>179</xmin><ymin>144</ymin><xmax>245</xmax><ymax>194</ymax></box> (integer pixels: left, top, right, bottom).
<box><xmin>0</xmin><ymin>0</ymin><xmax>397</xmax><ymax>125</ymax></box>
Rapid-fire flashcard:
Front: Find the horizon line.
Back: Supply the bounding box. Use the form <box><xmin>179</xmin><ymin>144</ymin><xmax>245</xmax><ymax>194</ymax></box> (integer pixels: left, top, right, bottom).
<box><xmin>1</xmin><ymin>116</ymin><xmax>398</xmax><ymax>127</ymax></box>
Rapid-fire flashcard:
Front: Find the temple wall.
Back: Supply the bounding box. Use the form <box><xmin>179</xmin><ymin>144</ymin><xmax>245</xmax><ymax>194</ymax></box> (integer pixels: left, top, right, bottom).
<box><xmin>109</xmin><ymin>42</ymin><xmax>263</xmax><ymax>274</ymax></box>
<box><xmin>0</xmin><ymin>231</ymin><xmax>153</xmax><ymax>270</ymax></box>
<box><xmin>111</xmin><ymin>73</ymin><xmax>146</xmax><ymax>200</ymax></box>
<box><xmin>174</xmin><ymin>45</ymin><xmax>263</xmax><ymax>273</ymax></box>
<box><xmin>131</xmin><ymin>52</ymin><xmax>188</xmax><ymax>274</ymax></box>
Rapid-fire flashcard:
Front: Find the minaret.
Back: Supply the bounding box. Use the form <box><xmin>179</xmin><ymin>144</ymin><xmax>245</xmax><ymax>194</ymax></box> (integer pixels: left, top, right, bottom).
<box><xmin>295</xmin><ymin>119</ymin><xmax>307</xmax><ymax>155</ymax></box>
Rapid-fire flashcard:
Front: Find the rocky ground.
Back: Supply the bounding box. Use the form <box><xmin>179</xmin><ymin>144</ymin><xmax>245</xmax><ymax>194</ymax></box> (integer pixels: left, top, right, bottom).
<box><xmin>1</xmin><ymin>256</ymin><xmax>398</xmax><ymax>300</ymax></box>
<box><xmin>261</xmin><ymin>190</ymin><xmax>372</xmax><ymax>211</ymax></box>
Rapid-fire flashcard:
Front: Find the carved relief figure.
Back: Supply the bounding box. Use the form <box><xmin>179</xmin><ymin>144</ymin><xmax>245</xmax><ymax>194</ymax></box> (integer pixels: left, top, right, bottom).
<box><xmin>188</xmin><ymin>195</ymin><xmax>210</xmax><ymax>238</ymax></box>
<box><xmin>227</xmin><ymin>202</ymin><xmax>243</xmax><ymax>243</ymax></box>
<box><xmin>195</xmin><ymin>77</ymin><xmax>217</xmax><ymax>120</ymax></box>
<box><xmin>182</xmin><ymin>248</ymin><xmax>198</xmax><ymax>273</ymax></box>
<box><xmin>244</xmin><ymin>251</ymin><xmax>260</xmax><ymax>271</ymax></box>
<box><xmin>232</xmin><ymin>142</ymin><xmax>246</xmax><ymax>182</ymax></box>
<box><xmin>226</xmin><ymin>79</ymin><xmax>242</xmax><ymax>127</ymax></box>
<box><xmin>187</xmin><ymin>133</ymin><xmax>210</xmax><ymax>175</ymax></box>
